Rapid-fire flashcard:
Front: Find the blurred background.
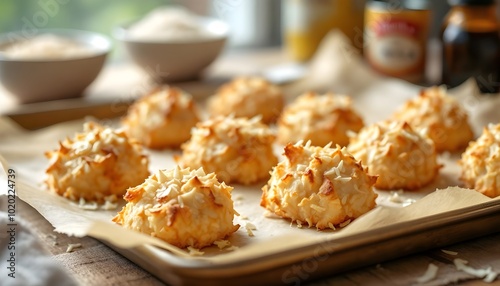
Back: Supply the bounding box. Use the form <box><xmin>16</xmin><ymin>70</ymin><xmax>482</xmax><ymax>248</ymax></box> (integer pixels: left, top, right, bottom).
<box><xmin>1</xmin><ymin>0</ymin><xmax>499</xmax><ymax>116</ymax></box>
<box><xmin>0</xmin><ymin>0</ymin><xmax>281</xmax><ymax>59</ymax></box>
<box><xmin>0</xmin><ymin>0</ymin><xmax>454</xmax><ymax>54</ymax></box>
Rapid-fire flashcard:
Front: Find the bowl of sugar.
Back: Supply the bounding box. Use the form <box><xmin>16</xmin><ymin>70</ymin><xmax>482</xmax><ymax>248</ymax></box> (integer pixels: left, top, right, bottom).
<box><xmin>114</xmin><ymin>7</ymin><xmax>228</xmax><ymax>82</ymax></box>
<box><xmin>0</xmin><ymin>29</ymin><xmax>111</xmax><ymax>103</ymax></box>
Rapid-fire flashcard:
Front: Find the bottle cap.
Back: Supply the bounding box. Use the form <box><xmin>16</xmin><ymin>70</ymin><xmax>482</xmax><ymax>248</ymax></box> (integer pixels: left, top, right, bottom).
<box><xmin>448</xmin><ymin>0</ymin><xmax>495</xmax><ymax>5</ymax></box>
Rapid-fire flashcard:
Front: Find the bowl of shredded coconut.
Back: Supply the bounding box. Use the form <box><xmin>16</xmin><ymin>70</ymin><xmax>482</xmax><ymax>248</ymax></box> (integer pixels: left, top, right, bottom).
<box><xmin>114</xmin><ymin>6</ymin><xmax>228</xmax><ymax>82</ymax></box>
<box><xmin>0</xmin><ymin>29</ymin><xmax>111</xmax><ymax>103</ymax></box>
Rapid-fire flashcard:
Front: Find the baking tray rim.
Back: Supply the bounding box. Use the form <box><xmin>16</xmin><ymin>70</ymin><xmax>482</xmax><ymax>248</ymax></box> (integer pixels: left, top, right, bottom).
<box><xmin>101</xmin><ymin>198</ymin><xmax>500</xmax><ymax>280</ymax></box>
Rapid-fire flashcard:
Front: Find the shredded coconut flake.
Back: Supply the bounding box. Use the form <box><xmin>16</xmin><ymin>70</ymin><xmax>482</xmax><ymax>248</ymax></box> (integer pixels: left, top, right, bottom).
<box><xmin>324</xmin><ymin>168</ymin><xmax>337</xmax><ymax>176</ymax></box>
<box><xmin>415</xmin><ymin>263</ymin><xmax>439</xmax><ymax>284</ymax></box>
<box><xmin>66</xmin><ymin>243</ymin><xmax>82</xmax><ymax>253</ymax></box>
<box><xmin>245</xmin><ymin>223</ymin><xmax>257</xmax><ymax>237</ymax></box>
<box><xmin>389</xmin><ymin>191</ymin><xmax>416</xmax><ymax>207</ymax></box>
<box><xmin>263</xmin><ymin>210</ymin><xmax>280</xmax><ymax>219</ymax></box>
<box><xmin>339</xmin><ymin>219</ymin><xmax>351</xmax><ymax>228</ymax></box>
<box><xmin>213</xmin><ymin>240</ymin><xmax>231</xmax><ymax>249</ymax></box>
<box><xmin>177</xmin><ymin>195</ymin><xmax>184</xmax><ymax>208</ymax></box>
<box><xmin>338</xmin><ymin>159</ymin><xmax>345</xmax><ymax>171</ymax></box>
<box><xmin>296</xmin><ymin>220</ymin><xmax>303</xmax><ymax>228</ymax></box>
<box><xmin>234</xmin><ymin>195</ymin><xmax>244</xmax><ymax>201</ymax></box>
<box><xmin>453</xmin><ymin>258</ymin><xmax>498</xmax><ymax>282</ymax></box>
<box><xmin>328</xmin><ymin>222</ymin><xmax>336</xmax><ymax>230</ymax></box>
<box><xmin>441</xmin><ymin>249</ymin><xmax>458</xmax><ymax>256</ymax></box>
<box><xmin>101</xmin><ymin>199</ymin><xmax>118</xmax><ymax>210</ymax></box>
<box><xmin>187</xmin><ymin>246</ymin><xmax>204</xmax><ymax>256</ymax></box>
<box><xmin>72</xmin><ymin>198</ymin><xmax>98</xmax><ymax>210</ymax></box>
<box><xmin>310</xmin><ymin>204</ymin><xmax>326</xmax><ymax>212</ymax></box>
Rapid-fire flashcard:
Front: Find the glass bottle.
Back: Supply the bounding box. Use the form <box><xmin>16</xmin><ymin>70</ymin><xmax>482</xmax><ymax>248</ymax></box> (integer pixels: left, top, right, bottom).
<box><xmin>364</xmin><ymin>0</ymin><xmax>431</xmax><ymax>84</ymax></box>
<box><xmin>441</xmin><ymin>0</ymin><xmax>500</xmax><ymax>93</ymax></box>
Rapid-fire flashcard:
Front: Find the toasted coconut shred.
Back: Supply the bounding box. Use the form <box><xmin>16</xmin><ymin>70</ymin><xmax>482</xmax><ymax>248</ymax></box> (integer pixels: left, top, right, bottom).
<box><xmin>388</xmin><ymin>191</ymin><xmax>416</xmax><ymax>207</ymax></box>
<box><xmin>414</xmin><ymin>257</ymin><xmax>498</xmax><ymax>284</ymax></box>
<box><xmin>101</xmin><ymin>198</ymin><xmax>119</xmax><ymax>210</ymax></box>
<box><xmin>261</xmin><ymin>141</ymin><xmax>378</xmax><ymax>229</ymax></box>
<box><xmin>113</xmin><ymin>166</ymin><xmax>240</xmax><ymax>249</ymax></box>
<box><xmin>73</xmin><ymin>198</ymin><xmax>98</xmax><ymax>210</ymax></box>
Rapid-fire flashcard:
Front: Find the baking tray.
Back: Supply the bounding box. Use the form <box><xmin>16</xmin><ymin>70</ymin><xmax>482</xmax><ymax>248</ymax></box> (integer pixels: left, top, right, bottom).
<box><xmin>103</xmin><ymin>199</ymin><xmax>500</xmax><ymax>285</ymax></box>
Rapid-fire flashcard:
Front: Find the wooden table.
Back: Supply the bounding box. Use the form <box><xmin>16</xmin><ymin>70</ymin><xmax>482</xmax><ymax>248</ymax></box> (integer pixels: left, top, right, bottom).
<box><xmin>2</xmin><ymin>47</ymin><xmax>500</xmax><ymax>285</ymax></box>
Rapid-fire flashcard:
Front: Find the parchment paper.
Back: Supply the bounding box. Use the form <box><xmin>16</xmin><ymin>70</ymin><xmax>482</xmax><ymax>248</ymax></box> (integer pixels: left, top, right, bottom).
<box><xmin>0</xmin><ymin>31</ymin><xmax>499</xmax><ymax>265</ymax></box>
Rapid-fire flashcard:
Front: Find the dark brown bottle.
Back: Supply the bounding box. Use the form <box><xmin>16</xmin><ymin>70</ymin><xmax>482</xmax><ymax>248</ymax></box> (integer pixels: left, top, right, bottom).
<box><xmin>441</xmin><ymin>0</ymin><xmax>500</xmax><ymax>93</ymax></box>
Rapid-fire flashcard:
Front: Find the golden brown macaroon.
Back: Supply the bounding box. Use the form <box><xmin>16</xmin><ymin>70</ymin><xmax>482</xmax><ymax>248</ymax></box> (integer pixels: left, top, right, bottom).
<box><xmin>277</xmin><ymin>92</ymin><xmax>364</xmax><ymax>147</ymax></box>
<box><xmin>113</xmin><ymin>167</ymin><xmax>239</xmax><ymax>249</ymax></box>
<box><xmin>45</xmin><ymin>122</ymin><xmax>149</xmax><ymax>202</ymax></box>
<box><xmin>122</xmin><ymin>86</ymin><xmax>200</xmax><ymax>149</ymax></box>
<box><xmin>207</xmin><ymin>77</ymin><xmax>284</xmax><ymax>124</ymax></box>
<box><xmin>392</xmin><ymin>86</ymin><xmax>474</xmax><ymax>152</ymax></box>
<box><xmin>261</xmin><ymin>141</ymin><xmax>378</xmax><ymax>229</ymax></box>
<box><xmin>177</xmin><ymin>115</ymin><xmax>277</xmax><ymax>185</ymax></box>
<box><xmin>459</xmin><ymin>123</ymin><xmax>500</xmax><ymax>198</ymax></box>
<box><xmin>347</xmin><ymin>120</ymin><xmax>440</xmax><ymax>190</ymax></box>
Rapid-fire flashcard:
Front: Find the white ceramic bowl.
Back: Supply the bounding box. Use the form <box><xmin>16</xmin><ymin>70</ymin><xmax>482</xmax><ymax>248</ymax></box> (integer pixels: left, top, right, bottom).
<box><xmin>0</xmin><ymin>29</ymin><xmax>111</xmax><ymax>103</ymax></box>
<box><xmin>114</xmin><ymin>17</ymin><xmax>228</xmax><ymax>82</ymax></box>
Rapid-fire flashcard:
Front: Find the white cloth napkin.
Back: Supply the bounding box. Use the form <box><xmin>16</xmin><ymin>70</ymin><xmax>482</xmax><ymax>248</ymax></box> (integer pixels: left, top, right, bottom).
<box><xmin>0</xmin><ymin>196</ymin><xmax>77</xmax><ymax>286</ymax></box>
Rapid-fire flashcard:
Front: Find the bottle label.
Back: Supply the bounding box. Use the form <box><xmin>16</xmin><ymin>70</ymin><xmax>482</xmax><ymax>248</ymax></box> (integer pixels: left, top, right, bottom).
<box><xmin>364</xmin><ymin>6</ymin><xmax>430</xmax><ymax>82</ymax></box>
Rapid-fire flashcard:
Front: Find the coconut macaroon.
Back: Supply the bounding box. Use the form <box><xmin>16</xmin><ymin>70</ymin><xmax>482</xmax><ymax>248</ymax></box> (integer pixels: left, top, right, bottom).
<box><xmin>392</xmin><ymin>86</ymin><xmax>474</xmax><ymax>152</ymax></box>
<box><xmin>347</xmin><ymin>121</ymin><xmax>440</xmax><ymax>190</ymax></box>
<box><xmin>277</xmin><ymin>92</ymin><xmax>364</xmax><ymax>147</ymax></box>
<box><xmin>113</xmin><ymin>167</ymin><xmax>239</xmax><ymax>249</ymax></box>
<box><xmin>460</xmin><ymin>123</ymin><xmax>500</xmax><ymax>198</ymax></box>
<box><xmin>207</xmin><ymin>77</ymin><xmax>284</xmax><ymax>124</ymax></box>
<box><xmin>261</xmin><ymin>141</ymin><xmax>378</xmax><ymax>229</ymax></box>
<box><xmin>122</xmin><ymin>86</ymin><xmax>200</xmax><ymax>149</ymax></box>
<box><xmin>45</xmin><ymin>122</ymin><xmax>149</xmax><ymax>202</ymax></box>
<box><xmin>177</xmin><ymin>115</ymin><xmax>277</xmax><ymax>185</ymax></box>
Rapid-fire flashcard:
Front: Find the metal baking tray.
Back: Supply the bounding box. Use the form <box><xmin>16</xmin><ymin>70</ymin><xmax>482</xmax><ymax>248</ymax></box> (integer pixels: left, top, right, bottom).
<box><xmin>103</xmin><ymin>199</ymin><xmax>500</xmax><ymax>286</ymax></box>
<box><xmin>2</xmin><ymin>91</ymin><xmax>499</xmax><ymax>286</ymax></box>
